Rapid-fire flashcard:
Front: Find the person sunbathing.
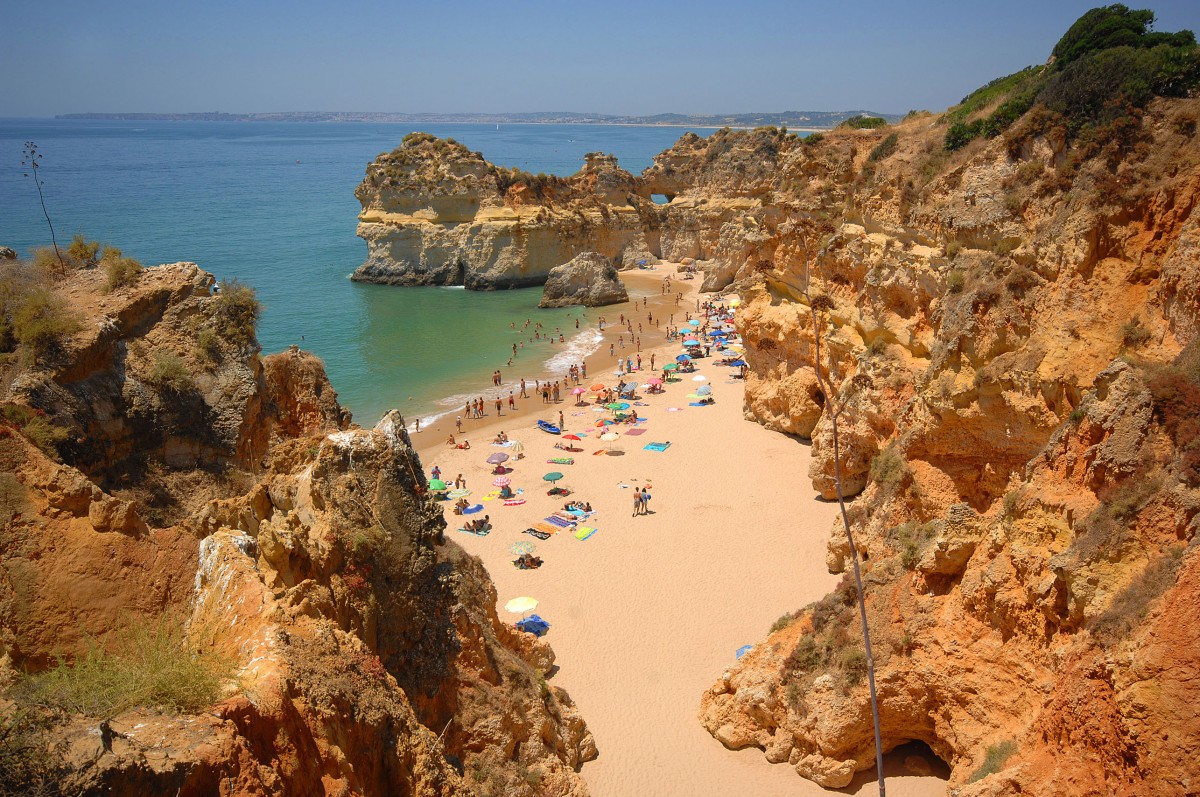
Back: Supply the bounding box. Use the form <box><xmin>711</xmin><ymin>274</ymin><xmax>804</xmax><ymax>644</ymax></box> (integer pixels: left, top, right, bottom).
<box><xmin>515</xmin><ymin>553</ymin><xmax>543</xmax><ymax>569</ymax></box>
<box><xmin>464</xmin><ymin>515</ymin><xmax>491</xmax><ymax>532</ymax></box>
<box><xmin>499</xmin><ymin>485</ymin><xmax>514</xmax><ymax>499</ymax></box>
<box><xmin>455</xmin><ymin>440</ymin><xmax>471</xmax><ymax>449</ymax></box>
<box><xmin>446</xmin><ymin>434</ymin><xmax>457</xmax><ymax>446</ymax></box>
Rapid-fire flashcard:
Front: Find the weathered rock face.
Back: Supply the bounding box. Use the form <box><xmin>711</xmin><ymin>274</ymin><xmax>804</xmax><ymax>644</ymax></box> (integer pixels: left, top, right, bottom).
<box><xmin>687</xmin><ymin>98</ymin><xmax>1200</xmax><ymax>795</ymax></box>
<box><xmin>354</xmin><ymin>135</ymin><xmax>654</xmax><ymax>289</ymax></box>
<box><xmin>0</xmin><ymin>264</ymin><xmax>594</xmax><ymax>796</ymax></box>
<box><xmin>538</xmin><ymin>251</ymin><xmax>628</xmax><ymax>307</ymax></box>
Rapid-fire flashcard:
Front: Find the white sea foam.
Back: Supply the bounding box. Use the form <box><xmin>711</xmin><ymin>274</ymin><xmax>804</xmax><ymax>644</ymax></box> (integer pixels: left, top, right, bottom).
<box><xmin>544</xmin><ymin>328</ymin><xmax>603</xmax><ymax>375</ymax></box>
<box><xmin>402</xmin><ymin>327</ymin><xmax>604</xmax><ymax>433</ymax></box>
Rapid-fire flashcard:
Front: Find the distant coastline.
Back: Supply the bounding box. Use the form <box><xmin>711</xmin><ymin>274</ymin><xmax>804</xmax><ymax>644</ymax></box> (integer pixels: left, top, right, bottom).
<box><xmin>54</xmin><ymin>109</ymin><xmax>902</xmax><ymax>129</ymax></box>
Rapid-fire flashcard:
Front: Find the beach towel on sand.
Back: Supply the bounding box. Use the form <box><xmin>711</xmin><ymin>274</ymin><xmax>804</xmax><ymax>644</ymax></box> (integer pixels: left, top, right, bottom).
<box><xmin>547</xmin><ymin>457</ymin><xmax>575</xmax><ymax>465</ymax></box>
<box><xmin>524</xmin><ymin>528</ymin><xmax>553</xmax><ymax>541</ymax></box>
<box><xmin>688</xmin><ymin>402</ymin><xmax>712</xmax><ymax>407</ymax></box>
<box><xmin>644</xmin><ymin>442</ymin><xmax>671</xmax><ymax>452</ymax></box>
<box><xmin>546</xmin><ymin>515</ymin><xmax>575</xmax><ymax>528</ymax></box>
<box><xmin>574</xmin><ymin>526</ymin><xmax>597</xmax><ymax>541</ymax></box>
<box><xmin>458</xmin><ymin>526</ymin><xmax>491</xmax><ymax>537</ymax></box>
<box><xmin>502</xmin><ymin>498</ymin><xmax>526</xmax><ymax>506</ymax></box>
<box><xmin>624</xmin><ymin>428</ymin><xmax>647</xmax><ymax>436</ymax></box>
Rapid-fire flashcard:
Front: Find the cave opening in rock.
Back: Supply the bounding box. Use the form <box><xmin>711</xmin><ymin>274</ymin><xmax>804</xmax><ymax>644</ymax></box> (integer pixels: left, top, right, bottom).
<box><xmin>650</xmin><ymin>193</ymin><xmax>673</xmax><ymax>205</ymax></box>
<box><xmin>891</xmin><ymin>739</ymin><xmax>952</xmax><ymax>779</ymax></box>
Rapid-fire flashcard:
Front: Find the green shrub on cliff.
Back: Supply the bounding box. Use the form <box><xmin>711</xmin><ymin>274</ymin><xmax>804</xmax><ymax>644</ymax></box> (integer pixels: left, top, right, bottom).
<box><xmin>213</xmin><ymin>279</ymin><xmax>260</xmax><ymax>347</ymax></box>
<box><xmin>2</xmin><ymin>404</ymin><xmax>68</xmax><ymax>458</ymax></box>
<box><xmin>6</xmin><ymin>287</ymin><xmax>80</xmax><ymax>361</ymax></box>
<box><xmin>27</xmin><ymin>614</ymin><xmax>234</xmax><ymax>716</ymax></box>
<box><xmin>101</xmin><ymin>247</ymin><xmax>142</xmax><ymax>292</ymax></box>
<box><xmin>868</xmin><ymin>133</ymin><xmax>900</xmax><ymax>162</ymax></box>
<box><xmin>146</xmin><ymin>352</ymin><xmax>195</xmax><ymax>392</ymax></box>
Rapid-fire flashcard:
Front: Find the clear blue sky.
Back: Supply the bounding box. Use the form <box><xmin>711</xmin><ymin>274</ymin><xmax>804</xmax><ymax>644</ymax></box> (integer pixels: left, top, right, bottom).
<box><xmin>2</xmin><ymin>0</ymin><xmax>1197</xmax><ymax>117</ymax></box>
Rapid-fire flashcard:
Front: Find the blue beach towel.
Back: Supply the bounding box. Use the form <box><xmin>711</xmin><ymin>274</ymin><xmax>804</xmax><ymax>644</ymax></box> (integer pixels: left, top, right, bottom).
<box><xmin>644</xmin><ymin>442</ymin><xmax>671</xmax><ymax>452</ymax></box>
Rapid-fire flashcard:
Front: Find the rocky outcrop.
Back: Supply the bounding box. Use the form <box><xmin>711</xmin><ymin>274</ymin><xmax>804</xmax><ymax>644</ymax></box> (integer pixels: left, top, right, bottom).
<box><xmin>353</xmin><ymin>135</ymin><xmax>655</xmax><ymax>289</ymax></box>
<box><xmin>538</xmin><ymin>251</ymin><xmax>628</xmax><ymax>307</ymax></box>
<box><xmin>689</xmin><ymin>93</ymin><xmax>1200</xmax><ymax>795</ymax></box>
<box><xmin>0</xmin><ymin>264</ymin><xmax>594</xmax><ymax>796</ymax></box>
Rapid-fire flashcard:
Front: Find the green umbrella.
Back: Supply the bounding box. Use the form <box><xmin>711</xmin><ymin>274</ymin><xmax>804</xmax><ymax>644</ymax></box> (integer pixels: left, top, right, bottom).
<box><xmin>606</xmin><ymin>402</ymin><xmax>627</xmax><ymax>410</ymax></box>
<box><xmin>663</xmin><ymin>363</ymin><xmax>679</xmax><ymax>371</ymax></box>
<box><xmin>428</xmin><ymin>478</ymin><xmax>448</xmax><ymax>490</ymax></box>
<box><xmin>543</xmin><ymin>472</ymin><xmax>564</xmax><ymax>483</ymax></box>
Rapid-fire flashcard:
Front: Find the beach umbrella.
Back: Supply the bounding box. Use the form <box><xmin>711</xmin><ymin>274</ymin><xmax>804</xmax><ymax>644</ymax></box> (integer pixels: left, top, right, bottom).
<box><xmin>692</xmin><ymin>375</ymin><xmax>708</xmax><ymax>382</ymax></box>
<box><xmin>572</xmin><ymin>386</ymin><xmax>586</xmax><ymax>395</ymax></box>
<box><xmin>728</xmin><ymin>298</ymin><xmax>741</xmax><ymax>307</ymax></box>
<box><xmin>599</xmin><ymin>431</ymin><xmax>620</xmax><ymax>450</ymax></box>
<box><xmin>505</xmin><ymin>596</ymin><xmax>539</xmax><ymax>614</ymax></box>
<box><xmin>697</xmin><ymin>385</ymin><xmax>713</xmax><ymax>396</ymax></box>
<box><xmin>595</xmin><ymin>419</ymin><xmax>612</xmax><ymax>427</ymax></box>
<box><xmin>543</xmin><ymin>472</ymin><xmax>564</xmax><ymax>483</ymax></box>
<box><xmin>676</xmin><ymin>354</ymin><xmax>691</xmax><ymax>363</ymax></box>
<box><xmin>510</xmin><ymin>540</ymin><xmax>536</xmax><ymax>556</ymax></box>
<box><xmin>709</xmin><ymin>331</ymin><xmax>727</xmax><ymax>338</ymax></box>
<box><xmin>731</xmin><ymin>359</ymin><xmax>746</xmax><ymax>367</ymax></box>
<box><xmin>510</xmin><ymin>440</ymin><xmax>524</xmax><ymax>456</ymax></box>
<box><xmin>487</xmin><ymin>452</ymin><xmax>509</xmax><ymax>465</ymax></box>
<box><xmin>562</xmin><ymin>434</ymin><xmax>582</xmax><ymax>442</ymax></box>
<box><xmin>492</xmin><ymin>476</ymin><xmax>511</xmax><ymax>487</ymax></box>
<box><xmin>590</xmin><ymin>383</ymin><xmax>606</xmax><ymax>392</ymax></box>
<box><xmin>684</xmin><ymin>341</ymin><xmax>701</xmax><ymax>348</ymax></box>
<box><xmin>736</xmin><ymin>644</ymin><xmax>753</xmax><ymax>660</ymax></box>
<box><xmin>606</xmin><ymin>402</ymin><xmax>630</xmax><ymax>411</ymax></box>
<box><xmin>646</xmin><ymin>377</ymin><xmax>663</xmax><ymax>385</ymax></box>
<box><xmin>428</xmin><ymin>478</ymin><xmax>448</xmax><ymax>491</ymax></box>
<box><xmin>688</xmin><ymin>319</ymin><xmax>701</xmax><ymax>327</ymax></box>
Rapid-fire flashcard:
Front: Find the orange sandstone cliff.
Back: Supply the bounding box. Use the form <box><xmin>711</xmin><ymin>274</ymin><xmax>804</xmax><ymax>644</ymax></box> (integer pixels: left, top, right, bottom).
<box><xmin>0</xmin><ymin>263</ymin><xmax>594</xmax><ymax>795</ymax></box>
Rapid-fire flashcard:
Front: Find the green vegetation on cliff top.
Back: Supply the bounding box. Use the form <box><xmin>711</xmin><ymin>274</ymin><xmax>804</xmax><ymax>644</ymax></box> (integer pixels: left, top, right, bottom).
<box><xmin>944</xmin><ymin>4</ymin><xmax>1199</xmax><ymax>151</ymax></box>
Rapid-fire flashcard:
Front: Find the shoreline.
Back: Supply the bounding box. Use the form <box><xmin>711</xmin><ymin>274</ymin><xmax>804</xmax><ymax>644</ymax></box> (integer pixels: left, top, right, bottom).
<box><xmin>401</xmin><ymin>267</ymin><xmax>704</xmax><ymax>443</ymax></box>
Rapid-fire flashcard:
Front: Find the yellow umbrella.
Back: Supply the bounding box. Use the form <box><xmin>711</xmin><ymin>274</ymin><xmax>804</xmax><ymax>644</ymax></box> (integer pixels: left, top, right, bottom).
<box><xmin>728</xmin><ymin>297</ymin><xmax>741</xmax><ymax>307</ymax></box>
<box><xmin>504</xmin><ymin>596</ymin><xmax>539</xmax><ymax>614</ymax></box>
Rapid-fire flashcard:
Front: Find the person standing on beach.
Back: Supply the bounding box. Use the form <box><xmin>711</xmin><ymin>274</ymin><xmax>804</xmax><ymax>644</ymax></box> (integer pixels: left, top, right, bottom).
<box><xmin>558</xmin><ymin>410</ymin><xmax>565</xmax><ymax>430</ymax></box>
<box><xmin>641</xmin><ymin>485</ymin><xmax>651</xmax><ymax>513</ymax></box>
<box><xmin>508</xmin><ymin>391</ymin><xmax>515</xmax><ymax>411</ymax></box>
<box><xmin>633</xmin><ymin>490</ymin><xmax>643</xmax><ymax>517</ymax></box>
<box><xmin>456</xmin><ymin>415</ymin><xmax>463</xmax><ymax>433</ymax></box>
<box><xmin>520</xmin><ymin>378</ymin><xmax>528</xmax><ymax>398</ymax></box>
<box><xmin>495</xmin><ymin>397</ymin><xmax>502</xmax><ymax>416</ymax></box>
<box><xmin>650</xmin><ymin>353</ymin><xmax>656</xmax><ymax>370</ymax></box>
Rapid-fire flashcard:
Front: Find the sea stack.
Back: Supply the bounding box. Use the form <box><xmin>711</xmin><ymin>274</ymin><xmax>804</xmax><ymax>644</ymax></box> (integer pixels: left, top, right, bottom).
<box><xmin>353</xmin><ymin>134</ymin><xmax>654</xmax><ymax>290</ymax></box>
<box><xmin>538</xmin><ymin>251</ymin><xmax>629</xmax><ymax>307</ymax></box>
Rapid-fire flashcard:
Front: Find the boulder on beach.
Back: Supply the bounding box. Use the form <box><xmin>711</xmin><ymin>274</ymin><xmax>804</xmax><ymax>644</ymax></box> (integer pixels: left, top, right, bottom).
<box><xmin>538</xmin><ymin>251</ymin><xmax>629</xmax><ymax>308</ymax></box>
<box><xmin>0</xmin><ymin>246</ymin><xmax>17</xmax><ymax>261</ymax></box>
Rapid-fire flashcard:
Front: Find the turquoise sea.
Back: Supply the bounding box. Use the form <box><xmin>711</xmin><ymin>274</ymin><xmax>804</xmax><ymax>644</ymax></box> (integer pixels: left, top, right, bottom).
<box><xmin>0</xmin><ymin>120</ymin><xmax>717</xmax><ymax>425</ymax></box>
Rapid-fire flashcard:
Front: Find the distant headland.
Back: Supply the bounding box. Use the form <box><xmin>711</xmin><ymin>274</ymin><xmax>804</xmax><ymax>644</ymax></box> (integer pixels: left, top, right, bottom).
<box><xmin>54</xmin><ymin>109</ymin><xmax>903</xmax><ymax>128</ymax></box>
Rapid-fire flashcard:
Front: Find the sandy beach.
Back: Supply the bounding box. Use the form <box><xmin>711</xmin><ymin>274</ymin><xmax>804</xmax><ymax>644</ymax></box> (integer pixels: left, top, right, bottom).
<box><xmin>415</xmin><ymin>268</ymin><xmax>947</xmax><ymax>796</ymax></box>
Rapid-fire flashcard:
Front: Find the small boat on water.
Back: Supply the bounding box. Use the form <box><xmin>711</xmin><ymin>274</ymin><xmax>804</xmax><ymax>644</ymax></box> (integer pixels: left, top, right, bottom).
<box><xmin>537</xmin><ymin>420</ymin><xmax>561</xmax><ymax>435</ymax></box>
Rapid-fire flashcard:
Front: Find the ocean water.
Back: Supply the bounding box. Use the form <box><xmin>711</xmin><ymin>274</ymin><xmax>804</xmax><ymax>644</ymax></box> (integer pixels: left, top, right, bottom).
<box><xmin>0</xmin><ymin>119</ymin><xmax>716</xmax><ymax>424</ymax></box>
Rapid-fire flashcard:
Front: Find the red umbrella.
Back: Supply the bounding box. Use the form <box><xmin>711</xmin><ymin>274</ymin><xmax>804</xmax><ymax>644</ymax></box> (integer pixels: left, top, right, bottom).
<box><xmin>563</xmin><ymin>434</ymin><xmax>582</xmax><ymax>441</ymax></box>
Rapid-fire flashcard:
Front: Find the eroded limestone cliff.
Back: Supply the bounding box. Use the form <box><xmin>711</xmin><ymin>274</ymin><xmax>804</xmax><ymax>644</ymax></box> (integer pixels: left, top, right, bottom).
<box><xmin>677</xmin><ymin>84</ymin><xmax>1200</xmax><ymax>797</ymax></box>
<box><xmin>353</xmin><ymin>135</ymin><xmax>657</xmax><ymax>289</ymax></box>
<box><xmin>1</xmin><ymin>263</ymin><xmax>594</xmax><ymax>796</ymax></box>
